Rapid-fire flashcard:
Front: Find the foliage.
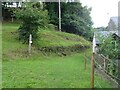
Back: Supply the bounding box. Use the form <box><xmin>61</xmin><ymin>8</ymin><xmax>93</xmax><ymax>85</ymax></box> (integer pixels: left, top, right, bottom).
<box><xmin>44</xmin><ymin>2</ymin><xmax>93</xmax><ymax>41</ymax></box>
<box><xmin>15</xmin><ymin>2</ymin><xmax>49</xmax><ymax>43</ymax></box>
<box><xmin>62</xmin><ymin>3</ymin><xmax>93</xmax><ymax>40</ymax></box>
<box><xmin>98</xmin><ymin>34</ymin><xmax>119</xmax><ymax>59</ymax></box>
<box><xmin>97</xmin><ymin>34</ymin><xmax>120</xmax><ymax>82</ymax></box>
<box><xmin>107</xmin><ymin>60</ymin><xmax>118</xmax><ymax>79</ymax></box>
<box><xmin>44</xmin><ymin>2</ymin><xmax>59</xmax><ymax>25</ymax></box>
<box><xmin>2</xmin><ymin>2</ymin><xmax>13</xmax><ymax>21</ymax></box>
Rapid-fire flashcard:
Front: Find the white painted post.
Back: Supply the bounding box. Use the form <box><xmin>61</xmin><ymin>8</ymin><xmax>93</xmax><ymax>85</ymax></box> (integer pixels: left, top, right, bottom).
<box><xmin>28</xmin><ymin>34</ymin><xmax>32</xmax><ymax>55</ymax></box>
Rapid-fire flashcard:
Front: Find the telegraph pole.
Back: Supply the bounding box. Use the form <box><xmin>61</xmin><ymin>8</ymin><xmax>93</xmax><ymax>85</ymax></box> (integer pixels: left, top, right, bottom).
<box><xmin>59</xmin><ymin>0</ymin><xmax>61</xmax><ymax>32</ymax></box>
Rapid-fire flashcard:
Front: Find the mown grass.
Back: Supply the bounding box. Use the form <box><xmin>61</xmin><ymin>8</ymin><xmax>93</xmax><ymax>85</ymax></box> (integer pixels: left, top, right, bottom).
<box><xmin>2</xmin><ymin>22</ymin><xmax>115</xmax><ymax>88</ymax></box>
<box><xmin>3</xmin><ymin>53</ymin><xmax>114</xmax><ymax>88</ymax></box>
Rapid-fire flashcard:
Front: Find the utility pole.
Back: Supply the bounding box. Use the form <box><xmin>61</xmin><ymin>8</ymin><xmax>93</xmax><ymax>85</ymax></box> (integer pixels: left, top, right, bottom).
<box><xmin>59</xmin><ymin>0</ymin><xmax>61</xmax><ymax>32</ymax></box>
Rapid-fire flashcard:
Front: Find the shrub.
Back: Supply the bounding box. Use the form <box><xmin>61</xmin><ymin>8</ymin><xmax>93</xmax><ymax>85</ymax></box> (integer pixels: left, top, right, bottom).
<box><xmin>98</xmin><ymin>34</ymin><xmax>119</xmax><ymax>59</ymax></box>
<box><xmin>15</xmin><ymin>2</ymin><xmax>49</xmax><ymax>43</ymax></box>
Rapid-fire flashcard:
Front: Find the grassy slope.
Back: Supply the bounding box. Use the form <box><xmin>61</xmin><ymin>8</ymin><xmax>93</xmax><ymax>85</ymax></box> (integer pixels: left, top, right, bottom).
<box><xmin>38</xmin><ymin>29</ymin><xmax>90</xmax><ymax>47</ymax></box>
<box><xmin>2</xmin><ymin>23</ymin><xmax>114</xmax><ymax>88</ymax></box>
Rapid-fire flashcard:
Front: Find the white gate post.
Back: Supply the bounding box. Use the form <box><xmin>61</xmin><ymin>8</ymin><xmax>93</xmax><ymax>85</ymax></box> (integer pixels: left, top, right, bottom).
<box><xmin>28</xmin><ymin>34</ymin><xmax>32</xmax><ymax>55</ymax></box>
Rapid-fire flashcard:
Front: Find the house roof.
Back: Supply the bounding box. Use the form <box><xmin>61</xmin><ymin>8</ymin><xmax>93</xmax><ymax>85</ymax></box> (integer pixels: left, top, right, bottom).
<box><xmin>110</xmin><ymin>17</ymin><xmax>118</xmax><ymax>26</ymax></box>
<box><xmin>94</xmin><ymin>31</ymin><xmax>120</xmax><ymax>44</ymax></box>
<box><xmin>95</xmin><ymin>31</ymin><xmax>118</xmax><ymax>37</ymax></box>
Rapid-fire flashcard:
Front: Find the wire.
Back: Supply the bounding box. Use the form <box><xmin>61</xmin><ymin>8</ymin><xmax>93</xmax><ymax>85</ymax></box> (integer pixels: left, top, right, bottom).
<box><xmin>94</xmin><ymin>60</ymin><xmax>120</xmax><ymax>86</ymax></box>
<box><xmin>97</xmin><ymin>54</ymin><xmax>119</xmax><ymax>68</ymax></box>
<box><xmin>94</xmin><ymin>59</ymin><xmax>120</xmax><ymax>81</ymax></box>
<box><xmin>84</xmin><ymin>55</ymin><xmax>120</xmax><ymax>86</ymax></box>
<box><xmin>95</xmin><ymin>79</ymin><xmax>102</xmax><ymax>88</ymax></box>
<box><xmin>85</xmin><ymin>53</ymin><xmax>120</xmax><ymax>80</ymax></box>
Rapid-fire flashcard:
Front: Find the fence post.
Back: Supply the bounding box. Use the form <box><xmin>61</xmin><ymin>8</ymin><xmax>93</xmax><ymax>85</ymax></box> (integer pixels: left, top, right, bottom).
<box><xmin>103</xmin><ymin>58</ymin><xmax>106</xmax><ymax>71</ymax></box>
<box><xmin>90</xmin><ymin>52</ymin><xmax>95</xmax><ymax>89</ymax></box>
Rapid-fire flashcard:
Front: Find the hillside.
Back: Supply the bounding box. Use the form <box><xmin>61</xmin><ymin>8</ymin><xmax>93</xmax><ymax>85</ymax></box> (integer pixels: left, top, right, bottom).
<box><xmin>2</xmin><ymin>22</ymin><xmax>91</xmax><ymax>58</ymax></box>
<box><xmin>2</xmin><ymin>23</ymin><xmax>114</xmax><ymax>88</ymax></box>
<box><xmin>38</xmin><ymin>29</ymin><xmax>90</xmax><ymax>47</ymax></box>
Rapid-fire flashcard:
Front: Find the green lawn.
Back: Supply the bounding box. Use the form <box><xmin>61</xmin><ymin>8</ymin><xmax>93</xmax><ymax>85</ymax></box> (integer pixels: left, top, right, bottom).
<box><xmin>2</xmin><ymin>53</ymin><xmax>114</xmax><ymax>88</ymax></box>
<box><xmin>2</xmin><ymin>22</ymin><xmax>115</xmax><ymax>88</ymax></box>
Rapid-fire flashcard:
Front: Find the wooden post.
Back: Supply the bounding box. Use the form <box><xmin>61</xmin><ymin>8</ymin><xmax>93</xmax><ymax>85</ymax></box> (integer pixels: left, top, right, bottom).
<box><xmin>84</xmin><ymin>51</ymin><xmax>86</xmax><ymax>70</ymax></box>
<box><xmin>90</xmin><ymin>52</ymin><xmax>94</xmax><ymax>89</ymax></box>
<box><xmin>12</xmin><ymin>17</ymin><xmax>13</xmax><ymax>22</ymax></box>
<box><xmin>90</xmin><ymin>33</ymin><xmax>96</xmax><ymax>89</ymax></box>
<box><xmin>103</xmin><ymin>58</ymin><xmax>106</xmax><ymax>71</ymax></box>
<box><xmin>28</xmin><ymin>34</ymin><xmax>32</xmax><ymax>55</ymax></box>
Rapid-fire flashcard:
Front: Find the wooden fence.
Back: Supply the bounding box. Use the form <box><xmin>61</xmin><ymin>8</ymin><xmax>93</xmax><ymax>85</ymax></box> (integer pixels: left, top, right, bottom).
<box><xmin>84</xmin><ymin>52</ymin><xmax>120</xmax><ymax>87</ymax></box>
<box><xmin>94</xmin><ymin>53</ymin><xmax>120</xmax><ymax>86</ymax></box>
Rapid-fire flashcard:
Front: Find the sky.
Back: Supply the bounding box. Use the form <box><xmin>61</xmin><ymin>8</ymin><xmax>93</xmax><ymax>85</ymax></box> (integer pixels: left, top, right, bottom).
<box><xmin>80</xmin><ymin>0</ymin><xmax>119</xmax><ymax>28</ymax></box>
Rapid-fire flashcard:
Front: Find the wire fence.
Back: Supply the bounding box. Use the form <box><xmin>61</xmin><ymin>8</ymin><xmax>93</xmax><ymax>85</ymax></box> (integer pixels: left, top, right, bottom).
<box><xmin>84</xmin><ymin>52</ymin><xmax>120</xmax><ymax>88</ymax></box>
<box><xmin>95</xmin><ymin>53</ymin><xmax>120</xmax><ymax>83</ymax></box>
<box><xmin>84</xmin><ymin>53</ymin><xmax>103</xmax><ymax>88</ymax></box>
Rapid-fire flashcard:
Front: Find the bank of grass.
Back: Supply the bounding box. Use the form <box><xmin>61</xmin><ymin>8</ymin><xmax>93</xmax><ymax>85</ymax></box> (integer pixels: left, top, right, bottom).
<box><xmin>2</xmin><ymin>22</ymin><xmax>90</xmax><ymax>52</ymax></box>
<box><xmin>2</xmin><ymin>22</ymin><xmax>114</xmax><ymax>88</ymax></box>
<box><xmin>37</xmin><ymin>29</ymin><xmax>90</xmax><ymax>47</ymax></box>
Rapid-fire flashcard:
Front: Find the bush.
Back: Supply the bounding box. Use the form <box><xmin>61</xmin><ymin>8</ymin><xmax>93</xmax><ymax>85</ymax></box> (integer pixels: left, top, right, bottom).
<box><xmin>15</xmin><ymin>2</ymin><xmax>49</xmax><ymax>43</ymax></box>
<box><xmin>98</xmin><ymin>34</ymin><xmax>119</xmax><ymax>59</ymax></box>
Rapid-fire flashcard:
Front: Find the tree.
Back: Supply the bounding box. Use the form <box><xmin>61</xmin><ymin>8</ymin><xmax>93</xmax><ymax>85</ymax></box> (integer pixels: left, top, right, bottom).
<box><xmin>2</xmin><ymin>2</ymin><xmax>13</xmax><ymax>21</ymax></box>
<box><xmin>97</xmin><ymin>34</ymin><xmax>120</xmax><ymax>81</ymax></box>
<box><xmin>62</xmin><ymin>3</ymin><xmax>93</xmax><ymax>39</ymax></box>
<box><xmin>44</xmin><ymin>2</ymin><xmax>93</xmax><ymax>40</ymax></box>
<box><xmin>44</xmin><ymin>2</ymin><xmax>59</xmax><ymax>26</ymax></box>
<box><xmin>15</xmin><ymin>2</ymin><xmax>49</xmax><ymax>43</ymax></box>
